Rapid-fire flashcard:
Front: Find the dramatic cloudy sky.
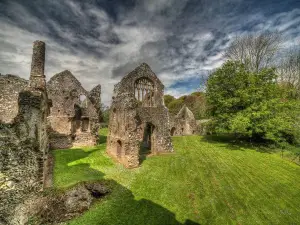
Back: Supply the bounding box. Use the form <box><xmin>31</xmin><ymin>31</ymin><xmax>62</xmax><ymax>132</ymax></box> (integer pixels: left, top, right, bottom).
<box><xmin>0</xmin><ymin>0</ymin><xmax>299</xmax><ymax>104</ymax></box>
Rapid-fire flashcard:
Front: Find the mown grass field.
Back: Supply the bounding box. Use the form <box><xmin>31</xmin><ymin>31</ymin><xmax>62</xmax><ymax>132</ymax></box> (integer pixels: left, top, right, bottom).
<box><xmin>53</xmin><ymin>128</ymin><xmax>300</xmax><ymax>225</ymax></box>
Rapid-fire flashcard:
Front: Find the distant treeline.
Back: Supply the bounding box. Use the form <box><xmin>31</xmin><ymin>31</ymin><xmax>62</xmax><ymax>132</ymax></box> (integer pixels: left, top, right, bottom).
<box><xmin>164</xmin><ymin>92</ymin><xmax>206</xmax><ymax>120</ymax></box>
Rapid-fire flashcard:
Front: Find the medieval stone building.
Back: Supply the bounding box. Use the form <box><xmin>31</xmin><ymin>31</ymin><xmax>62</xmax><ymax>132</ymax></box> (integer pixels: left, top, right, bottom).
<box><xmin>0</xmin><ymin>40</ymin><xmax>102</xmax><ymax>223</ymax></box>
<box><xmin>169</xmin><ymin>105</ymin><xmax>198</xmax><ymax>136</ymax></box>
<box><xmin>107</xmin><ymin>63</ymin><xmax>173</xmax><ymax>168</ymax></box>
<box><xmin>0</xmin><ymin>41</ymin><xmax>51</xmax><ymax>223</ymax></box>
<box><xmin>47</xmin><ymin>70</ymin><xmax>101</xmax><ymax>149</ymax></box>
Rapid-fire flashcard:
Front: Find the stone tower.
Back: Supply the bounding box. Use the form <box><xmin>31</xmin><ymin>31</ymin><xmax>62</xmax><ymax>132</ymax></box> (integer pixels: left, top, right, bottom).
<box><xmin>29</xmin><ymin>40</ymin><xmax>46</xmax><ymax>90</ymax></box>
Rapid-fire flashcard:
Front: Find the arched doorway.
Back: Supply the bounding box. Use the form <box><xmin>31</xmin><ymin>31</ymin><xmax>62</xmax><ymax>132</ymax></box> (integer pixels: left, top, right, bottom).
<box><xmin>139</xmin><ymin>123</ymin><xmax>155</xmax><ymax>164</ymax></box>
<box><xmin>117</xmin><ymin>140</ymin><xmax>122</xmax><ymax>157</ymax></box>
<box><xmin>170</xmin><ymin>127</ymin><xmax>176</xmax><ymax>136</ymax></box>
<box><xmin>140</xmin><ymin>123</ymin><xmax>155</xmax><ymax>155</ymax></box>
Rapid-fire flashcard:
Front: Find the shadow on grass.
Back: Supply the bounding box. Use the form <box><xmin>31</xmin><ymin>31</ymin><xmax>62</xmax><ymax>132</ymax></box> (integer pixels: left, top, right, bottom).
<box><xmin>53</xmin><ymin>136</ymin><xmax>200</xmax><ymax>224</ymax></box>
<box><xmin>59</xmin><ymin>177</ymin><xmax>201</xmax><ymax>225</ymax></box>
<box><xmin>202</xmin><ymin>134</ymin><xmax>277</xmax><ymax>153</ymax></box>
<box><xmin>84</xmin><ymin>179</ymin><xmax>201</xmax><ymax>225</ymax></box>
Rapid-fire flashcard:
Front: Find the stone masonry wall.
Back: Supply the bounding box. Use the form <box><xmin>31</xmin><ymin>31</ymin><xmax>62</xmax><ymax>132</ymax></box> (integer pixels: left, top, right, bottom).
<box><xmin>0</xmin><ymin>41</ymin><xmax>50</xmax><ymax>224</ymax></box>
<box><xmin>107</xmin><ymin>63</ymin><xmax>173</xmax><ymax>168</ymax></box>
<box><xmin>0</xmin><ymin>75</ymin><xmax>28</xmax><ymax>123</ymax></box>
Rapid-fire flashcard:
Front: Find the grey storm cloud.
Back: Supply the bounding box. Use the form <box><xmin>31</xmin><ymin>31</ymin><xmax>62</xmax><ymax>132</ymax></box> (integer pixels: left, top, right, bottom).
<box><xmin>0</xmin><ymin>0</ymin><xmax>299</xmax><ymax>104</ymax></box>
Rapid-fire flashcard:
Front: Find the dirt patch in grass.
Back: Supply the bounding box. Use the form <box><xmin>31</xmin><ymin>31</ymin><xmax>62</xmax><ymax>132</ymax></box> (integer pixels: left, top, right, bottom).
<box><xmin>14</xmin><ymin>181</ymin><xmax>110</xmax><ymax>225</ymax></box>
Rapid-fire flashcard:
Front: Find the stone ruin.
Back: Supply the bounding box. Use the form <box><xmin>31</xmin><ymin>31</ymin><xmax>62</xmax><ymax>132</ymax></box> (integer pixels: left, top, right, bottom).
<box><xmin>169</xmin><ymin>105</ymin><xmax>198</xmax><ymax>136</ymax></box>
<box><xmin>0</xmin><ymin>41</ymin><xmax>102</xmax><ymax>223</ymax></box>
<box><xmin>47</xmin><ymin>70</ymin><xmax>101</xmax><ymax>149</ymax></box>
<box><xmin>107</xmin><ymin>63</ymin><xmax>173</xmax><ymax>168</ymax></box>
<box><xmin>0</xmin><ymin>41</ymin><xmax>51</xmax><ymax>223</ymax></box>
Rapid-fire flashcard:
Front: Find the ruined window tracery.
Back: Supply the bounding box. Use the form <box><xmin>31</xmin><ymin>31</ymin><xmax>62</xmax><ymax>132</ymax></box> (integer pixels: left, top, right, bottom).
<box><xmin>134</xmin><ymin>78</ymin><xmax>155</xmax><ymax>107</ymax></box>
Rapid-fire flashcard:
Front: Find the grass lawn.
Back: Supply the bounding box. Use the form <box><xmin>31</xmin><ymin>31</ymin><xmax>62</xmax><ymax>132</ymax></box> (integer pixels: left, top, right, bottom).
<box><xmin>53</xmin><ymin>128</ymin><xmax>300</xmax><ymax>225</ymax></box>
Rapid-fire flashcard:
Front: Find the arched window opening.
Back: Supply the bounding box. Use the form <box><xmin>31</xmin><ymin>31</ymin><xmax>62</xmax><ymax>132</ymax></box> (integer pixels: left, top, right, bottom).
<box><xmin>171</xmin><ymin>127</ymin><xmax>176</xmax><ymax>136</ymax></box>
<box><xmin>134</xmin><ymin>78</ymin><xmax>155</xmax><ymax>107</ymax></box>
<box><xmin>79</xmin><ymin>94</ymin><xmax>87</xmax><ymax>108</ymax></box>
<box><xmin>117</xmin><ymin>140</ymin><xmax>122</xmax><ymax>157</ymax></box>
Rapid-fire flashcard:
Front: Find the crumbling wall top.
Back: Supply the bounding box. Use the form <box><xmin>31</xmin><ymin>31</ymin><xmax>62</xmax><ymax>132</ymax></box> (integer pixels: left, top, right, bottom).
<box><xmin>176</xmin><ymin>105</ymin><xmax>195</xmax><ymax>120</ymax></box>
<box><xmin>113</xmin><ymin>63</ymin><xmax>164</xmax><ymax>96</ymax></box>
<box><xmin>0</xmin><ymin>74</ymin><xmax>28</xmax><ymax>123</ymax></box>
<box><xmin>47</xmin><ymin>70</ymin><xmax>97</xmax><ymax>118</ymax></box>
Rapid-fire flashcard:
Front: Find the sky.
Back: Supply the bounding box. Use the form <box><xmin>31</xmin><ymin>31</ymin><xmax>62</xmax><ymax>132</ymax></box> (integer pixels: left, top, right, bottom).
<box><xmin>0</xmin><ymin>0</ymin><xmax>299</xmax><ymax>105</ymax></box>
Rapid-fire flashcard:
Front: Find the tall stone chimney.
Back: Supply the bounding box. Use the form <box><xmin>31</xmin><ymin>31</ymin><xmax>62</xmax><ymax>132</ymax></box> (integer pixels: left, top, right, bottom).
<box><xmin>29</xmin><ymin>40</ymin><xmax>46</xmax><ymax>90</ymax></box>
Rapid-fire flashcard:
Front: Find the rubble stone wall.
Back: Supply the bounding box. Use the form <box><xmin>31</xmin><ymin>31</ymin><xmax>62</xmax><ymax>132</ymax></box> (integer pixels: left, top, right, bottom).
<box><xmin>47</xmin><ymin>70</ymin><xmax>101</xmax><ymax>149</ymax></box>
<box><xmin>0</xmin><ymin>75</ymin><xmax>28</xmax><ymax>123</ymax></box>
<box><xmin>107</xmin><ymin>63</ymin><xmax>173</xmax><ymax>168</ymax></box>
<box><xmin>0</xmin><ymin>41</ymin><xmax>50</xmax><ymax>224</ymax></box>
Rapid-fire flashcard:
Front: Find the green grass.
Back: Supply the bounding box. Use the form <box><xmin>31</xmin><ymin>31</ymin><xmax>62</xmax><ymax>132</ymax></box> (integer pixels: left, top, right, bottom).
<box><xmin>53</xmin><ymin>128</ymin><xmax>300</xmax><ymax>225</ymax></box>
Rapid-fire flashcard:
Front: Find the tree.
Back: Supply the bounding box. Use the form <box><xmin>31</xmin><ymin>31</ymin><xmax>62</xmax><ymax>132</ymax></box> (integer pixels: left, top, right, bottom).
<box><xmin>100</xmin><ymin>103</ymin><xmax>110</xmax><ymax>123</ymax></box>
<box><xmin>277</xmin><ymin>46</ymin><xmax>300</xmax><ymax>99</ymax></box>
<box><xmin>225</xmin><ymin>32</ymin><xmax>281</xmax><ymax>72</ymax></box>
<box><xmin>164</xmin><ymin>95</ymin><xmax>176</xmax><ymax>106</ymax></box>
<box><xmin>164</xmin><ymin>92</ymin><xmax>207</xmax><ymax>119</ymax></box>
<box><xmin>206</xmin><ymin>61</ymin><xmax>300</xmax><ymax>145</ymax></box>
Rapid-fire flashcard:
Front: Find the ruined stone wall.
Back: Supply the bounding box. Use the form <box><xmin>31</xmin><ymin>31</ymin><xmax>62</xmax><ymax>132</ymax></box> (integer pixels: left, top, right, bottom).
<box><xmin>107</xmin><ymin>63</ymin><xmax>173</xmax><ymax>168</ymax></box>
<box><xmin>0</xmin><ymin>75</ymin><xmax>28</xmax><ymax>123</ymax></box>
<box><xmin>0</xmin><ymin>41</ymin><xmax>50</xmax><ymax>224</ymax></box>
<box><xmin>169</xmin><ymin>105</ymin><xmax>198</xmax><ymax>136</ymax></box>
<box><xmin>47</xmin><ymin>70</ymin><xmax>100</xmax><ymax>149</ymax></box>
<box><xmin>88</xmin><ymin>84</ymin><xmax>101</xmax><ymax>121</ymax></box>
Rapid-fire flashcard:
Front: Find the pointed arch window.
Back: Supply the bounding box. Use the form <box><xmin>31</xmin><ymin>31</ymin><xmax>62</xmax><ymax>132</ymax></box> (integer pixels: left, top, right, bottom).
<box><xmin>134</xmin><ymin>78</ymin><xmax>155</xmax><ymax>107</ymax></box>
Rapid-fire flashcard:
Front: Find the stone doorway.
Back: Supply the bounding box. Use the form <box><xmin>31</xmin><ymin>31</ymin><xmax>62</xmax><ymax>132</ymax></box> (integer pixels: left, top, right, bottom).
<box><xmin>139</xmin><ymin>122</ymin><xmax>155</xmax><ymax>163</ymax></box>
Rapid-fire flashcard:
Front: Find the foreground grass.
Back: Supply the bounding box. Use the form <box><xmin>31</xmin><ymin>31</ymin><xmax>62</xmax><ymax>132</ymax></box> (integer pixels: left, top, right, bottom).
<box><xmin>53</xmin><ymin>129</ymin><xmax>300</xmax><ymax>225</ymax></box>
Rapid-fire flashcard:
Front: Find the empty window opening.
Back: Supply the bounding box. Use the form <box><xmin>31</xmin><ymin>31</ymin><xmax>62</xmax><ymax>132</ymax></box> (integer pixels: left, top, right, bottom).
<box><xmin>117</xmin><ymin>140</ymin><xmax>122</xmax><ymax>157</ymax></box>
<box><xmin>171</xmin><ymin>127</ymin><xmax>176</xmax><ymax>136</ymax></box>
<box><xmin>82</xmin><ymin>118</ymin><xmax>89</xmax><ymax>132</ymax></box>
<box><xmin>74</xmin><ymin>104</ymin><xmax>82</xmax><ymax>120</ymax></box>
<box><xmin>134</xmin><ymin>78</ymin><xmax>155</xmax><ymax>107</ymax></box>
<box><xmin>79</xmin><ymin>94</ymin><xmax>87</xmax><ymax>108</ymax></box>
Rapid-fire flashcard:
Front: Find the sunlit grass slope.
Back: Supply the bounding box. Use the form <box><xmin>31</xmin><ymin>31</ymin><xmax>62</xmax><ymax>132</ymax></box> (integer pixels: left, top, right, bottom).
<box><xmin>53</xmin><ymin>128</ymin><xmax>300</xmax><ymax>225</ymax></box>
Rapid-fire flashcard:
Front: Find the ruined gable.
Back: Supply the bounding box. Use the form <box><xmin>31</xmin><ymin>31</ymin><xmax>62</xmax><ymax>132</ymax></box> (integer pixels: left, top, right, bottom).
<box><xmin>176</xmin><ymin>105</ymin><xmax>195</xmax><ymax>120</ymax></box>
<box><xmin>47</xmin><ymin>70</ymin><xmax>97</xmax><ymax>118</ymax></box>
<box><xmin>47</xmin><ymin>70</ymin><xmax>101</xmax><ymax>149</ymax></box>
<box><xmin>169</xmin><ymin>105</ymin><xmax>198</xmax><ymax>136</ymax></box>
<box><xmin>107</xmin><ymin>63</ymin><xmax>173</xmax><ymax>168</ymax></box>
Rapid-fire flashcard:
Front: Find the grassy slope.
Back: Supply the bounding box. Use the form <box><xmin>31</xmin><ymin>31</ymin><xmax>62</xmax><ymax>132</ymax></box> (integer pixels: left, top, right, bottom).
<box><xmin>53</xmin><ymin>128</ymin><xmax>300</xmax><ymax>225</ymax></box>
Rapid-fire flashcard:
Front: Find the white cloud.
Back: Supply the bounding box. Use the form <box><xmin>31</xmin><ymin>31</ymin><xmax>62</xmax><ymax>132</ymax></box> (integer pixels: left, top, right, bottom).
<box><xmin>0</xmin><ymin>0</ymin><xmax>299</xmax><ymax>105</ymax></box>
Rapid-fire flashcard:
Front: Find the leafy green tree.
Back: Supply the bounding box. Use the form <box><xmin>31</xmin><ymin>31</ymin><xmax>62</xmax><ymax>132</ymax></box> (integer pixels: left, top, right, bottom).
<box><xmin>206</xmin><ymin>61</ymin><xmax>300</xmax><ymax>145</ymax></box>
<box><xmin>164</xmin><ymin>95</ymin><xmax>176</xmax><ymax>106</ymax></box>
<box><xmin>164</xmin><ymin>92</ymin><xmax>207</xmax><ymax>119</ymax></box>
